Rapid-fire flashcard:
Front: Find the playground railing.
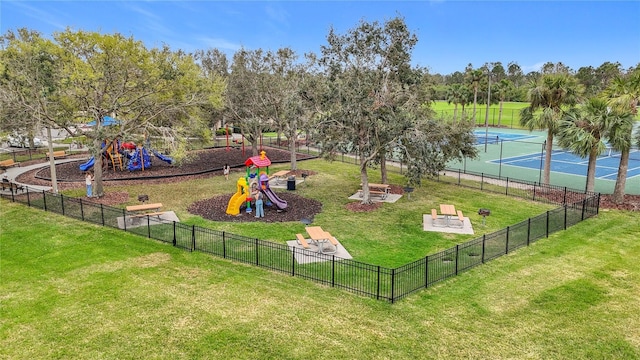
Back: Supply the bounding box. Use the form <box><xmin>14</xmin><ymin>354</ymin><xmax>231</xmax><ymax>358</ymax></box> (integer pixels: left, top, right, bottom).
<box><xmin>2</xmin><ymin>178</ymin><xmax>599</xmax><ymax>303</ymax></box>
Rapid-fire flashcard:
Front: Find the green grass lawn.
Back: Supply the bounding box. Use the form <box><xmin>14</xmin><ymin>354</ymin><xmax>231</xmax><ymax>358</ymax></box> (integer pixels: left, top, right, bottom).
<box><xmin>432</xmin><ymin>100</ymin><xmax>530</xmax><ymax>129</ymax></box>
<box><xmin>2</xmin><ymin>201</ymin><xmax>639</xmax><ymax>359</ymax></box>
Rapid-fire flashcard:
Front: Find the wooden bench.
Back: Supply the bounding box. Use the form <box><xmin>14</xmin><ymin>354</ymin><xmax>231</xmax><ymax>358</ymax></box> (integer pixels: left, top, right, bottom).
<box><xmin>0</xmin><ymin>159</ymin><xmax>20</xmax><ymax>170</ymax></box>
<box><xmin>357</xmin><ymin>189</ymin><xmax>388</xmax><ymax>199</ymax></box>
<box><xmin>128</xmin><ymin>211</ymin><xmax>167</xmax><ymax>221</ymax></box>
<box><xmin>295</xmin><ymin>233</ymin><xmax>311</xmax><ymax>250</ymax></box>
<box><xmin>126</xmin><ymin>203</ymin><xmax>163</xmax><ymax>213</ymax></box>
<box><xmin>1</xmin><ymin>180</ymin><xmax>24</xmax><ymax>193</ymax></box>
<box><xmin>46</xmin><ymin>150</ymin><xmax>67</xmax><ymax>159</ymax></box>
<box><xmin>456</xmin><ymin>210</ymin><xmax>465</xmax><ymax>225</ymax></box>
<box><xmin>431</xmin><ymin>208</ymin><xmax>444</xmax><ymax>227</ymax></box>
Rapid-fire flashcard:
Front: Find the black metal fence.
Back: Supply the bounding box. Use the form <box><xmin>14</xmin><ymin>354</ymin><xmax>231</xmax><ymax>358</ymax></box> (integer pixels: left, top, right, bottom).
<box><xmin>1</xmin><ymin>177</ymin><xmax>599</xmax><ymax>303</ymax></box>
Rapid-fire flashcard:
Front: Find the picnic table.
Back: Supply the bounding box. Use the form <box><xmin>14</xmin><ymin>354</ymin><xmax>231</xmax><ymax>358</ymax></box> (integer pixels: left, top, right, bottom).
<box><xmin>125</xmin><ymin>203</ymin><xmax>165</xmax><ymax>224</ymax></box>
<box><xmin>269</xmin><ymin>170</ymin><xmax>291</xmax><ymax>185</ymax></box>
<box><xmin>305</xmin><ymin>226</ymin><xmax>338</xmax><ymax>254</ymax></box>
<box><xmin>358</xmin><ymin>183</ymin><xmax>390</xmax><ymax>199</ymax></box>
<box><xmin>439</xmin><ymin>204</ymin><xmax>457</xmax><ymax>226</ymax></box>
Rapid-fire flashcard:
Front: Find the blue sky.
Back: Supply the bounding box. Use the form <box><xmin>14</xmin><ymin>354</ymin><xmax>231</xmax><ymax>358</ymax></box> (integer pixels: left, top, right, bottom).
<box><xmin>2</xmin><ymin>1</ymin><xmax>639</xmax><ymax>75</ymax></box>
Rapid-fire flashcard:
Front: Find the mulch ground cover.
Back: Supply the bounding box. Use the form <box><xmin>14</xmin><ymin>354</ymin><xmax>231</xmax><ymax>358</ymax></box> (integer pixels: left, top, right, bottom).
<box><xmin>11</xmin><ymin>147</ymin><xmax>640</xmax><ymax>213</ymax></box>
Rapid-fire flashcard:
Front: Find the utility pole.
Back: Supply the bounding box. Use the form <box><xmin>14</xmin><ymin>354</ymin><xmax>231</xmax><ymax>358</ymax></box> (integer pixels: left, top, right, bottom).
<box><xmin>46</xmin><ymin>126</ymin><xmax>58</xmax><ymax>193</ymax></box>
<box><xmin>484</xmin><ymin>63</ymin><xmax>493</xmax><ymax>152</ymax></box>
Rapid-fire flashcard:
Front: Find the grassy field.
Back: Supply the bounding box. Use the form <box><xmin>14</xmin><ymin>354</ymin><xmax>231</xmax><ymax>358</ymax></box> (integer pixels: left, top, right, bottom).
<box><xmin>432</xmin><ymin>100</ymin><xmax>530</xmax><ymax>129</ymax></box>
<box><xmin>61</xmin><ymin>158</ymin><xmax>556</xmax><ymax>268</ymax></box>
<box><xmin>2</xmin><ymin>200</ymin><xmax>639</xmax><ymax>359</ymax></box>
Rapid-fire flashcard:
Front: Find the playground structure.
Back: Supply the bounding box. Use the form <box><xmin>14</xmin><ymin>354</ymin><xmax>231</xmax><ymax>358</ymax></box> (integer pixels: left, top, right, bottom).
<box><xmin>79</xmin><ymin>139</ymin><xmax>172</xmax><ymax>173</ymax></box>
<box><xmin>225</xmin><ymin>151</ymin><xmax>288</xmax><ymax>216</ymax></box>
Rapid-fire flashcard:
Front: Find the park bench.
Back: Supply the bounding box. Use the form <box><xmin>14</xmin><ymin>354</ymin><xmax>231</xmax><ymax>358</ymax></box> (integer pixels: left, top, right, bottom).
<box><xmin>295</xmin><ymin>233</ymin><xmax>311</xmax><ymax>250</ymax></box>
<box><xmin>454</xmin><ymin>210</ymin><xmax>465</xmax><ymax>227</ymax></box>
<box><xmin>0</xmin><ymin>159</ymin><xmax>20</xmax><ymax>170</ymax></box>
<box><xmin>1</xmin><ymin>180</ymin><xmax>24</xmax><ymax>193</ymax></box>
<box><xmin>431</xmin><ymin>208</ymin><xmax>444</xmax><ymax>227</ymax></box>
<box><xmin>46</xmin><ymin>150</ymin><xmax>67</xmax><ymax>159</ymax></box>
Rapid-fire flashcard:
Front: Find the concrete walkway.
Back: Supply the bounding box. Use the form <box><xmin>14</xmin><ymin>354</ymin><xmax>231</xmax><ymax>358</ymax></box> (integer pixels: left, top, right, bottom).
<box><xmin>1</xmin><ymin>158</ymin><xmax>81</xmax><ymax>193</ymax></box>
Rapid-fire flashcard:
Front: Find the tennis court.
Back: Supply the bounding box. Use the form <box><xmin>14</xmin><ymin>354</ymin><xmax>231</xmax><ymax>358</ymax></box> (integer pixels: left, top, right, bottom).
<box><xmin>445</xmin><ymin>129</ymin><xmax>640</xmax><ymax>195</ymax></box>
<box><xmin>490</xmin><ymin>149</ymin><xmax>640</xmax><ymax>180</ymax></box>
<box><xmin>473</xmin><ymin>131</ymin><xmax>537</xmax><ymax>145</ymax></box>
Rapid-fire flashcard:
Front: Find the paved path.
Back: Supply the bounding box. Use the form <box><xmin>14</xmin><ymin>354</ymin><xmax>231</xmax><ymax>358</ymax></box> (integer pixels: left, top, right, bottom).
<box><xmin>2</xmin><ymin>158</ymin><xmax>81</xmax><ymax>193</ymax></box>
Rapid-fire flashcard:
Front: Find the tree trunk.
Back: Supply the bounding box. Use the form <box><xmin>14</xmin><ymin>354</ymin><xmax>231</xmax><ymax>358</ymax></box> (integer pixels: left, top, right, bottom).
<box><xmin>380</xmin><ymin>152</ymin><xmax>387</xmax><ymax>184</ymax></box>
<box><xmin>289</xmin><ymin>133</ymin><xmax>297</xmax><ymax>171</ymax></box>
<box><xmin>472</xmin><ymin>87</ymin><xmax>478</xmax><ymax>123</ymax></box>
<box><xmin>612</xmin><ymin>148</ymin><xmax>629</xmax><ymax>203</ymax></box>
<box><xmin>93</xmin><ymin>138</ymin><xmax>104</xmax><ymax>197</ymax></box>
<box><xmin>585</xmin><ymin>148</ymin><xmax>597</xmax><ymax>193</ymax></box>
<box><xmin>498</xmin><ymin>100</ymin><xmax>504</xmax><ymax>127</ymax></box>
<box><xmin>453</xmin><ymin>104</ymin><xmax>458</xmax><ymax>122</ymax></box>
<box><xmin>360</xmin><ymin>156</ymin><xmax>371</xmax><ymax>205</ymax></box>
<box><xmin>543</xmin><ymin>131</ymin><xmax>553</xmax><ymax>186</ymax></box>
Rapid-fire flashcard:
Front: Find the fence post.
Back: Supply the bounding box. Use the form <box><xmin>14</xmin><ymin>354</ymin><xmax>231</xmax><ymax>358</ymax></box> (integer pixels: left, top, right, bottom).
<box><xmin>191</xmin><ymin>225</ymin><xmax>196</xmax><ymax>252</ymax></box>
<box><xmin>292</xmin><ymin>247</ymin><xmax>296</xmax><ymax>276</ymax></box>
<box><xmin>564</xmin><ymin>205</ymin><xmax>568</xmax><ymax>230</ymax></box>
<box><xmin>533</xmin><ymin>184</ymin><xmax>537</xmax><ymax>202</ymax></box>
<box><xmin>376</xmin><ymin>266</ymin><xmax>381</xmax><ymax>300</ymax></box>
<box><xmin>505</xmin><ymin>178</ymin><xmax>509</xmax><ymax>195</ymax></box>
<box><xmin>563</xmin><ymin>187</ymin><xmax>567</xmax><ymax>205</ymax></box>
<box><xmin>222</xmin><ymin>231</ymin><xmax>226</xmax><ymax>258</ymax></box>
<box><xmin>331</xmin><ymin>256</ymin><xmax>335</xmax><ymax>287</ymax></box>
<box><xmin>546</xmin><ymin>211</ymin><xmax>550</xmax><ymax>237</ymax></box>
<box><xmin>455</xmin><ymin>245</ymin><xmax>459</xmax><ymax>275</ymax></box>
<box><xmin>390</xmin><ymin>268</ymin><xmax>395</xmax><ymax>304</ymax></box>
<box><xmin>581</xmin><ymin>199</ymin><xmax>586</xmax><ymax>221</ymax></box>
<box><xmin>481</xmin><ymin>173</ymin><xmax>484</xmax><ymax>190</ymax></box>
<box><xmin>61</xmin><ymin>195</ymin><xmax>65</xmax><ymax>216</ymax></box>
<box><xmin>457</xmin><ymin>169</ymin><xmax>461</xmax><ymax>185</ymax></box>
<box><xmin>255</xmin><ymin>238</ymin><xmax>259</xmax><ymax>265</ymax></box>
<box><xmin>147</xmin><ymin>215</ymin><xmax>151</xmax><ymax>238</ymax></box>
<box><xmin>43</xmin><ymin>190</ymin><xmax>47</xmax><ymax>211</ymax></box>
<box><xmin>80</xmin><ymin>200</ymin><xmax>84</xmax><ymax>221</ymax></box>
<box><xmin>505</xmin><ymin>226</ymin><xmax>510</xmax><ymax>254</ymax></box>
<box><xmin>173</xmin><ymin>222</ymin><xmax>176</xmax><ymax>246</ymax></box>
<box><xmin>26</xmin><ymin>187</ymin><xmax>30</xmax><ymax>207</ymax></box>
<box><xmin>481</xmin><ymin>235</ymin><xmax>486</xmax><ymax>263</ymax></box>
<box><xmin>527</xmin><ymin>218</ymin><xmax>531</xmax><ymax>246</ymax></box>
<box><xmin>123</xmin><ymin>208</ymin><xmax>127</xmax><ymax>231</ymax></box>
<box><xmin>424</xmin><ymin>256</ymin><xmax>429</xmax><ymax>288</ymax></box>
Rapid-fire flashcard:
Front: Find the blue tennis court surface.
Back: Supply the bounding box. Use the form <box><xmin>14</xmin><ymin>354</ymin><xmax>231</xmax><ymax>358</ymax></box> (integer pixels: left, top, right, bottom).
<box><xmin>473</xmin><ymin>131</ymin><xmax>537</xmax><ymax>145</ymax></box>
<box><xmin>489</xmin><ymin>149</ymin><xmax>640</xmax><ymax>180</ymax></box>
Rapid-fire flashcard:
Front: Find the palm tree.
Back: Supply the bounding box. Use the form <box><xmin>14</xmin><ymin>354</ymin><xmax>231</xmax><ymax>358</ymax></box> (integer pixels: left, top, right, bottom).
<box><xmin>520</xmin><ymin>74</ymin><xmax>583</xmax><ymax>186</ymax></box>
<box><xmin>466</xmin><ymin>68</ymin><xmax>484</xmax><ymax>124</ymax></box>
<box><xmin>557</xmin><ymin>98</ymin><xmax>621</xmax><ymax>193</ymax></box>
<box><xmin>446</xmin><ymin>84</ymin><xmax>463</xmax><ymax>121</ymax></box>
<box><xmin>602</xmin><ymin>70</ymin><xmax>640</xmax><ymax>203</ymax></box>
<box><xmin>494</xmin><ymin>79</ymin><xmax>514</xmax><ymax>127</ymax></box>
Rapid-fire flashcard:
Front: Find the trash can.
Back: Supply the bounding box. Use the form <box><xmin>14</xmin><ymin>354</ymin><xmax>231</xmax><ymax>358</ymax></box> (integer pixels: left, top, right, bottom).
<box><xmin>287</xmin><ymin>176</ymin><xmax>296</xmax><ymax>191</ymax></box>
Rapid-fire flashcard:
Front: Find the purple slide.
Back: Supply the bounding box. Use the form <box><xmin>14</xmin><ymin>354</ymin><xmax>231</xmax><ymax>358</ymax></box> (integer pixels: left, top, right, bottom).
<box><xmin>263</xmin><ymin>188</ymin><xmax>288</xmax><ymax>210</ymax></box>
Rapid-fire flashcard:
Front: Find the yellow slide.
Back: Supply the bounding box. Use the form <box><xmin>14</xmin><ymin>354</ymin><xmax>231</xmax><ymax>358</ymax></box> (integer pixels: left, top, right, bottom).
<box><xmin>226</xmin><ymin>178</ymin><xmax>250</xmax><ymax>215</ymax></box>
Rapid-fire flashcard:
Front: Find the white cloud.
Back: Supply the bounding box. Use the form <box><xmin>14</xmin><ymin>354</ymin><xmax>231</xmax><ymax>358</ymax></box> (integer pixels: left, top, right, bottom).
<box><xmin>198</xmin><ymin>37</ymin><xmax>242</xmax><ymax>52</ymax></box>
<box><xmin>523</xmin><ymin>62</ymin><xmax>545</xmax><ymax>73</ymax></box>
<box><xmin>5</xmin><ymin>1</ymin><xmax>66</xmax><ymax>30</ymax></box>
